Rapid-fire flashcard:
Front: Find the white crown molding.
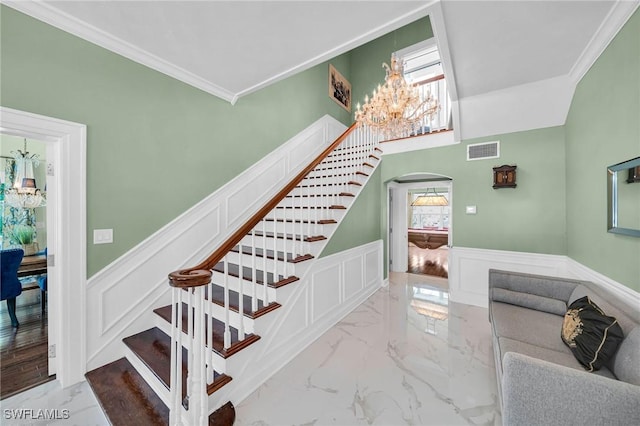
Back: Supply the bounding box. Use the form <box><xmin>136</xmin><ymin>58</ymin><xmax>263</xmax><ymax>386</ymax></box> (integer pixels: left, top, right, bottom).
<box><xmin>2</xmin><ymin>0</ymin><xmax>236</xmax><ymax>102</ymax></box>
<box><xmin>569</xmin><ymin>0</ymin><xmax>640</xmax><ymax>86</ymax></box>
<box><xmin>4</xmin><ymin>0</ymin><xmax>436</xmax><ymax>104</ymax></box>
<box><xmin>232</xmin><ymin>2</ymin><xmax>436</xmax><ymax>99</ymax></box>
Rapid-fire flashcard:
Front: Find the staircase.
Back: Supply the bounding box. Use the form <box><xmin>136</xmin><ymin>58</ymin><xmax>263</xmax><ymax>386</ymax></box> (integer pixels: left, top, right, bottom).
<box><xmin>85</xmin><ymin>123</ymin><xmax>381</xmax><ymax>425</ymax></box>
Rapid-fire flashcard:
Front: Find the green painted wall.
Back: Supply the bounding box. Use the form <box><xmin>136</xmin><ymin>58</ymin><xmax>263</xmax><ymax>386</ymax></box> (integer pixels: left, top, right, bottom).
<box><xmin>0</xmin><ymin>6</ymin><xmax>352</xmax><ymax>276</ymax></box>
<box><xmin>380</xmin><ymin>126</ymin><xmax>567</xmax><ymax>258</ymax></box>
<box><xmin>321</xmin><ymin>16</ymin><xmax>432</xmax><ymax>257</ymax></box>
<box><xmin>565</xmin><ymin>9</ymin><xmax>640</xmax><ymax>291</ymax></box>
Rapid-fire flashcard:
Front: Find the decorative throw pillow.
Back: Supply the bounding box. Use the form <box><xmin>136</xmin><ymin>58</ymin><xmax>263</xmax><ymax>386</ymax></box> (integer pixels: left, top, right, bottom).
<box><xmin>561</xmin><ymin>296</ymin><xmax>624</xmax><ymax>372</ymax></box>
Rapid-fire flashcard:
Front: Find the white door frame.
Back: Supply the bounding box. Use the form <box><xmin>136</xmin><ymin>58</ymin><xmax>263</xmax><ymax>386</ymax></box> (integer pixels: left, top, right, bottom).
<box><xmin>387</xmin><ymin>176</ymin><xmax>453</xmax><ymax>273</ymax></box>
<box><xmin>1</xmin><ymin>106</ymin><xmax>87</xmax><ymax>387</ymax></box>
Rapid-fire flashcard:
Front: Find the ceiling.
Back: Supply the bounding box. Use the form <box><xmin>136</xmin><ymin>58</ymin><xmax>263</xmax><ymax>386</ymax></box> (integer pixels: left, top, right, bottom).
<box><xmin>4</xmin><ymin>0</ymin><xmax>638</xmax><ymax>137</ymax></box>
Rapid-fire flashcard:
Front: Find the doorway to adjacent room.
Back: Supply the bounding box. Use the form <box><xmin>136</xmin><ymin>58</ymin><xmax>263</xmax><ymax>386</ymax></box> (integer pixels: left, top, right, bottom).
<box><xmin>387</xmin><ymin>175</ymin><xmax>452</xmax><ymax>280</ymax></box>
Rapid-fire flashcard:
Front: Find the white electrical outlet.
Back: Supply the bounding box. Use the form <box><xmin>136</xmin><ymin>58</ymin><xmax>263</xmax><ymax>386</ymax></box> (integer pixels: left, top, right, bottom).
<box><xmin>466</xmin><ymin>205</ymin><xmax>477</xmax><ymax>215</ymax></box>
<box><xmin>93</xmin><ymin>229</ymin><xmax>113</xmax><ymax>244</ymax></box>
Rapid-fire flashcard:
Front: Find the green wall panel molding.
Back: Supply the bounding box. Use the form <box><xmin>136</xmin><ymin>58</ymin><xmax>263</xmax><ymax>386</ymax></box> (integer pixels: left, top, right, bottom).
<box><xmin>0</xmin><ymin>5</ymin><xmax>352</xmax><ymax>276</ymax></box>
<box><xmin>565</xmin><ymin>9</ymin><xmax>640</xmax><ymax>291</ymax></box>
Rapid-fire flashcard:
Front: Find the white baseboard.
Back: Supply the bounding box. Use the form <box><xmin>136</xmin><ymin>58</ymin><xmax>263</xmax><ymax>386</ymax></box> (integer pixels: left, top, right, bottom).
<box><xmin>448</xmin><ymin>246</ymin><xmax>640</xmax><ymax>308</ymax></box>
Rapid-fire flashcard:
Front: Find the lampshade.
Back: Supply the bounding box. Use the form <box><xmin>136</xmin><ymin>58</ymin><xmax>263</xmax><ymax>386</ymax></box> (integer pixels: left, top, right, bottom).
<box><xmin>411</xmin><ymin>189</ymin><xmax>448</xmax><ymax>206</ymax></box>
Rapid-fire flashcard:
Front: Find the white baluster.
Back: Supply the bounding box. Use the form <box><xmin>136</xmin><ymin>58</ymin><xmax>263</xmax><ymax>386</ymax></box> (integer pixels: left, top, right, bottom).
<box><xmin>238</xmin><ymin>244</ymin><xmax>245</xmax><ymax>340</ymax></box>
<box><xmin>272</xmin><ymin>207</ymin><xmax>278</xmax><ymax>289</ymax></box>
<box><xmin>206</xmin><ymin>279</ymin><xmax>213</xmax><ymax>384</ymax></box>
<box><xmin>262</xmin><ymin>219</ymin><xmax>269</xmax><ymax>305</ymax></box>
<box><xmin>191</xmin><ymin>286</ymin><xmax>206</xmax><ymax>426</ymax></box>
<box><xmin>223</xmin><ymin>260</ymin><xmax>231</xmax><ymax>349</ymax></box>
<box><xmin>251</xmin><ymin>230</ymin><xmax>257</xmax><ymax>313</ymax></box>
<box><xmin>169</xmin><ymin>288</ymin><xmax>183</xmax><ymax>426</ymax></box>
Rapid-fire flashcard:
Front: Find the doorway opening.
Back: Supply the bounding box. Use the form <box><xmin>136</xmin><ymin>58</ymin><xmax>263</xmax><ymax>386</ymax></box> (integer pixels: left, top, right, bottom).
<box><xmin>408</xmin><ymin>186</ymin><xmax>450</xmax><ymax>278</ymax></box>
<box><xmin>0</xmin><ymin>106</ymin><xmax>87</xmax><ymax>394</ymax></box>
<box><xmin>387</xmin><ymin>174</ymin><xmax>452</xmax><ymax>282</ymax></box>
<box><xmin>1</xmin><ymin>135</ymin><xmax>52</xmax><ymax>398</ymax></box>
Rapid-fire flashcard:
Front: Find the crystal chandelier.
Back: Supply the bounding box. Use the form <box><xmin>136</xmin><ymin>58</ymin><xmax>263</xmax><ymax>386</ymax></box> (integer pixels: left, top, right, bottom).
<box><xmin>355</xmin><ymin>54</ymin><xmax>440</xmax><ymax>140</ymax></box>
<box><xmin>3</xmin><ymin>139</ymin><xmax>46</xmax><ymax>209</ymax></box>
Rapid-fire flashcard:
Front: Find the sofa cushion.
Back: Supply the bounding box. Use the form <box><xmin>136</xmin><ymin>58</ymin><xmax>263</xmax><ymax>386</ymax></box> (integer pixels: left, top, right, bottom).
<box><xmin>561</xmin><ymin>296</ymin><xmax>624</xmax><ymax>372</ymax></box>
<box><xmin>611</xmin><ymin>326</ymin><xmax>640</xmax><ymax>385</ymax></box>
<box><xmin>492</xmin><ymin>288</ymin><xmax>567</xmax><ymax>316</ymax></box>
<box><xmin>491</xmin><ymin>301</ymin><xmax>568</xmax><ymax>353</ymax></box>
<box><xmin>498</xmin><ymin>336</ymin><xmax>617</xmax><ymax>380</ymax></box>
<box><xmin>489</xmin><ymin>269</ymin><xmax>579</xmax><ymax>301</ymax></box>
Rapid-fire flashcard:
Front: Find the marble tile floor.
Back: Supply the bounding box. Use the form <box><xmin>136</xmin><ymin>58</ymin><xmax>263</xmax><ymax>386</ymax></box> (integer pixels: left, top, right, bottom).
<box><xmin>0</xmin><ymin>379</ymin><xmax>107</xmax><ymax>425</ymax></box>
<box><xmin>0</xmin><ymin>272</ymin><xmax>501</xmax><ymax>425</ymax></box>
<box><xmin>236</xmin><ymin>272</ymin><xmax>501</xmax><ymax>425</ymax></box>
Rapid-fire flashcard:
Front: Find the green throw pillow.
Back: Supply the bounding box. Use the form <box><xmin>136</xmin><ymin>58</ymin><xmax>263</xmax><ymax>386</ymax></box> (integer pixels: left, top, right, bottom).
<box><xmin>561</xmin><ymin>296</ymin><xmax>624</xmax><ymax>372</ymax></box>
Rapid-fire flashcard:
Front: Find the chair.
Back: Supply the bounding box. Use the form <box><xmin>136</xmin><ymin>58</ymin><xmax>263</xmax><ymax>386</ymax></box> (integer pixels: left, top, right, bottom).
<box><xmin>1</xmin><ymin>248</ymin><xmax>24</xmax><ymax>328</ymax></box>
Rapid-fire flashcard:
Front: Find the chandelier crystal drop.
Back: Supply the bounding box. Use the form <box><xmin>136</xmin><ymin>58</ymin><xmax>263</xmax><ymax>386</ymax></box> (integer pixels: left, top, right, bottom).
<box><xmin>355</xmin><ymin>54</ymin><xmax>440</xmax><ymax>140</ymax></box>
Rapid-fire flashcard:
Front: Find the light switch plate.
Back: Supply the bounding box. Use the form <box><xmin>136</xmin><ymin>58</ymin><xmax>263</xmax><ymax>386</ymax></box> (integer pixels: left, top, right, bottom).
<box><xmin>466</xmin><ymin>205</ymin><xmax>477</xmax><ymax>215</ymax></box>
<box><xmin>94</xmin><ymin>229</ymin><xmax>113</xmax><ymax>244</ymax></box>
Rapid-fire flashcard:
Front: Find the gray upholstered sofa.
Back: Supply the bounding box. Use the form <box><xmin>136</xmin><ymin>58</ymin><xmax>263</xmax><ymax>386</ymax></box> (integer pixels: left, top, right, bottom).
<box><xmin>488</xmin><ymin>269</ymin><xmax>640</xmax><ymax>425</ymax></box>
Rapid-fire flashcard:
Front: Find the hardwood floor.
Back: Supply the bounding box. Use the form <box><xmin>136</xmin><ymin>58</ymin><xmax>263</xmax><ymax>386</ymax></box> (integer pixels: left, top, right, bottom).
<box><xmin>407</xmin><ymin>243</ymin><xmax>449</xmax><ymax>278</ymax></box>
<box><xmin>0</xmin><ymin>290</ymin><xmax>53</xmax><ymax>400</ymax></box>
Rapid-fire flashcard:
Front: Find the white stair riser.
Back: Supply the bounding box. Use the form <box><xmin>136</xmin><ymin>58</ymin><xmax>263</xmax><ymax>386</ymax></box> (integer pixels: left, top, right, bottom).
<box><xmin>210</xmin><ymin>270</ymin><xmax>279</xmax><ymax>300</ymax></box>
<box><xmin>279</xmin><ymin>195</ymin><xmax>354</xmax><ymax>208</ymax></box>
<box><xmin>124</xmin><ymin>346</ymin><xmax>172</xmax><ymax>407</ymax></box>
<box><xmin>257</xmin><ymin>220</ymin><xmax>337</xmax><ymax>236</ymax></box>
<box><xmin>239</xmin><ymin>234</ymin><xmax>327</xmax><ymax>255</ymax></box>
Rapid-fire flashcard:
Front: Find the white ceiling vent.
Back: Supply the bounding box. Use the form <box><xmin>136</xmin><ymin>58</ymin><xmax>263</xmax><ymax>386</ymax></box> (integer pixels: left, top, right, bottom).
<box><xmin>467</xmin><ymin>141</ymin><xmax>500</xmax><ymax>161</ymax></box>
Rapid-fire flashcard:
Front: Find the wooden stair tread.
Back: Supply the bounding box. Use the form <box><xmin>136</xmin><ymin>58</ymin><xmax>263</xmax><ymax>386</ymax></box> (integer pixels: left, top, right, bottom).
<box><xmin>153</xmin><ymin>305</ymin><xmax>260</xmax><ymax>358</ymax></box>
<box><xmin>274</xmin><ymin>205</ymin><xmax>345</xmax><ymax>210</ymax></box>
<box><xmin>212</xmin><ymin>261</ymin><xmax>300</xmax><ymax>288</ymax></box>
<box><xmin>230</xmin><ymin>245</ymin><xmax>315</xmax><ymax>263</ymax></box>
<box><xmin>204</xmin><ymin>284</ymin><xmax>281</xmax><ymax>319</ymax></box>
<box><xmin>296</xmin><ymin>181</ymin><xmax>361</xmax><ymax>188</ymax></box>
<box><xmin>123</xmin><ymin>327</ymin><xmax>232</xmax><ymax>400</ymax></box>
<box><xmin>285</xmin><ymin>192</ymin><xmax>354</xmax><ymax>198</ymax></box>
<box><xmin>263</xmin><ymin>217</ymin><xmax>337</xmax><ymax>225</ymax></box>
<box><xmin>86</xmin><ymin>357</ymin><xmax>169</xmax><ymax>426</ymax></box>
<box><xmin>209</xmin><ymin>401</ymin><xmax>236</xmax><ymax>426</ymax></box>
<box><xmin>251</xmin><ymin>230</ymin><xmax>327</xmax><ymax>242</ymax></box>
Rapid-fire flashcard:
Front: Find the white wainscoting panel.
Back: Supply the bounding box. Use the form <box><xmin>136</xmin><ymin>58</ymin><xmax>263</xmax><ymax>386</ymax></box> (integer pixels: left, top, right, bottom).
<box><xmin>448</xmin><ymin>247</ymin><xmax>568</xmax><ymax>308</ymax></box>
<box><xmin>449</xmin><ymin>246</ymin><xmax>640</xmax><ymax>309</ymax></box>
<box><xmin>211</xmin><ymin>240</ymin><xmax>384</xmax><ymax>408</ymax></box>
<box><xmin>565</xmin><ymin>258</ymin><xmax>640</xmax><ymax>307</ymax></box>
<box><xmin>85</xmin><ymin>115</ymin><xmax>347</xmax><ymax>370</ymax></box>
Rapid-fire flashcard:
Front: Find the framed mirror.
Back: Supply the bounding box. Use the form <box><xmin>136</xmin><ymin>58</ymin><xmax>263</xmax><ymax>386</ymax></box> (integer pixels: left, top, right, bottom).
<box><xmin>607</xmin><ymin>156</ymin><xmax>640</xmax><ymax>237</ymax></box>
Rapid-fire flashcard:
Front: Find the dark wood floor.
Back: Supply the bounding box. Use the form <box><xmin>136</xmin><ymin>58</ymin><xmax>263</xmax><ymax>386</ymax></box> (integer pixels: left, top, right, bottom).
<box><xmin>0</xmin><ymin>290</ymin><xmax>53</xmax><ymax>400</ymax></box>
<box><xmin>408</xmin><ymin>243</ymin><xmax>449</xmax><ymax>278</ymax></box>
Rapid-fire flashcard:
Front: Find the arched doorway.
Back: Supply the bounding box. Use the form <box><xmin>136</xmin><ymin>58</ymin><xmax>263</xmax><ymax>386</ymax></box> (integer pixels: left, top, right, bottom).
<box><xmin>387</xmin><ymin>173</ymin><xmax>452</xmax><ymax>280</ymax></box>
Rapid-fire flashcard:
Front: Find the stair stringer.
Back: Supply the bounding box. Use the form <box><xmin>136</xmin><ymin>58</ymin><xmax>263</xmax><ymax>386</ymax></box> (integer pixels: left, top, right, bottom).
<box><xmin>84</xmin><ymin>115</ymin><xmax>347</xmax><ymax>372</ymax></box>
<box><xmin>204</xmin><ymin>155</ymin><xmax>384</xmax><ymax>412</ymax></box>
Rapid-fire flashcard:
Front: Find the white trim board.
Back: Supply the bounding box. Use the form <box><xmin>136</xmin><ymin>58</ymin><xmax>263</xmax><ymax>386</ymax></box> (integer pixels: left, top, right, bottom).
<box><xmin>3</xmin><ymin>1</ymin><xmax>434</xmax><ymax>104</ymax></box>
<box><xmin>448</xmin><ymin>246</ymin><xmax>640</xmax><ymax>309</ymax></box>
<box><xmin>85</xmin><ymin>115</ymin><xmax>347</xmax><ymax>370</ymax></box>
<box><xmin>0</xmin><ymin>106</ymin><xmax>87</xmax><ymax>387</ymax></box>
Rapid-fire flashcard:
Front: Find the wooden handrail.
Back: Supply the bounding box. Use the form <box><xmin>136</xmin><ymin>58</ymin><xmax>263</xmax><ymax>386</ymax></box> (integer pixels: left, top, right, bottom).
<box><xmin>416</xmin><ymin>74</ymin><xmax>445</xmax><ymax>86</ymax></box>
<box><xmin>168</xmin><ymin>122</ymin><xmax>359</xmax><ymax>288</ymax></box>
